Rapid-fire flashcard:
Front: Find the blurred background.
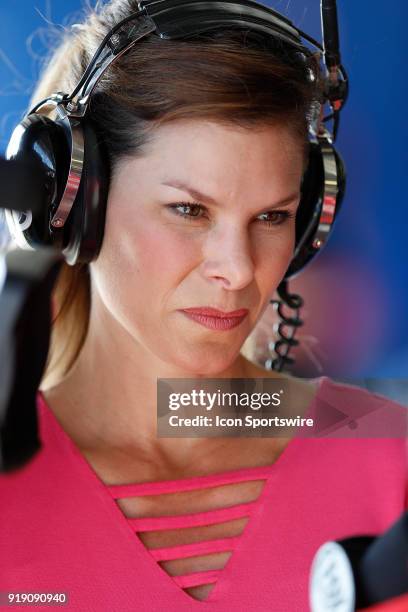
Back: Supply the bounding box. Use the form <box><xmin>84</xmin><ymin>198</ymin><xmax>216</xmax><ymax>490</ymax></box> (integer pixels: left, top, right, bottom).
<box><xmin>0</xmin><ymin>1</ymin><xmax>407</xmax><ymax>401</ymax></box>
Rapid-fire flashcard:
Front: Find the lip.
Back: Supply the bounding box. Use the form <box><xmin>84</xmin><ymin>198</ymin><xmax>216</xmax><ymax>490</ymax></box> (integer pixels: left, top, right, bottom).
<box><xmin>179</xmin><ymin>308</ymin><xmax>248</xmax><ymax>331</ymax></box>
<box><xmin>181</xmin><ymin>307</ymin><xmax>249</xmax><ymax>318</ymax></box>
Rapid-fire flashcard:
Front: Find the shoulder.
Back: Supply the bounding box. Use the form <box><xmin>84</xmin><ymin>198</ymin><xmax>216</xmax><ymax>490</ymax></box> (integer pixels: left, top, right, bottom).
<box><xmin>240</xmin><ymin>355</ymin><xmax>319</xmax><ymax>409</ymax></box>
<box><xmin>240</xmin><ymin>357</ymin><xmax>407</xmax><ymax>460</ymax></box>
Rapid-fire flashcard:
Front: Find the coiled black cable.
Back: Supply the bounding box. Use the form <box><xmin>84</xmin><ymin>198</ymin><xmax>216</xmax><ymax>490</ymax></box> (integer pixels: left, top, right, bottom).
<box><xmin>265</xmin><ymin>279</ymin><xmax>304</xmax><ymax>372</ymax></box>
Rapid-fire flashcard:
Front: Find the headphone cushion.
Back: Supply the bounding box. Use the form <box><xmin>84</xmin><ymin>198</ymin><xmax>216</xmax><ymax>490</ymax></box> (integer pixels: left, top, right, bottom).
<box><xmin>296</xmin><ymin>142</ymin><xmax>324</xmax><ymax>246</ymax></box>
<box><xmin>61</xmin><ymin>117</ymin><xmax>110</xmax><ymax>265</ymax></box>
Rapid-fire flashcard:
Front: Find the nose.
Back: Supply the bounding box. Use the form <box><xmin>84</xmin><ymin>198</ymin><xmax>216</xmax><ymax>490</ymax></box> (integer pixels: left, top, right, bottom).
<box><xmin>201</xmin><ymin>224</ymin><xmax>255</xmax><ymax>291</ymax></box>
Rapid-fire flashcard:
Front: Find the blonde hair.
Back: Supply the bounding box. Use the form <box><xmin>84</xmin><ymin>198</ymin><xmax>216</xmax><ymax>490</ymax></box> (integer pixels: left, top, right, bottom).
<box><xmin>33</xmin><ymin>35</ymin><xmax>92</xmax><ymax>391</ymax></box>
<box><xmin>32</xmin><ymin>1</ymin><xmax>322</xmax><ymax>390</ymax></box>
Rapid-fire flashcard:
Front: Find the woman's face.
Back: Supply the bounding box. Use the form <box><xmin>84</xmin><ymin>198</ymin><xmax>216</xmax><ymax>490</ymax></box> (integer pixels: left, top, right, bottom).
<box><xmin>90</xmin><ymin>119</ymin><xmax>304</xmax><ymax>374</ymax></box>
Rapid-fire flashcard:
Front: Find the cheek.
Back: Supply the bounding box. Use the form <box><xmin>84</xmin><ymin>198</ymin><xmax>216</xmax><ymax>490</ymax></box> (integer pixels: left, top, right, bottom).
<box><xmin>93</xmin><ymin>210</ymin><xmax>200</xmax><ymax>308</ymax></box>
<box><xmin>132</xmin><ymin>225</ymin><xmax>195</xmax><ymax>285</ymax></box>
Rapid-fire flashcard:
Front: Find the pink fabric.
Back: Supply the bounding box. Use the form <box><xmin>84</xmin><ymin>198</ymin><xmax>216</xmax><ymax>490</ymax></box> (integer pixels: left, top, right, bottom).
<box><xmin>0</xmin><ymin>376</ymin><xmax>407</xmax><ymax>611</ymax></box>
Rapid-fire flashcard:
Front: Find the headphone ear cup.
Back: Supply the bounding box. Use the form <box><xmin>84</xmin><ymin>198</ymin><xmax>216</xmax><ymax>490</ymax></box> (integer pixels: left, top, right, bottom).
<box><xmin>5</xmin><ymin>114</ymin><xmax>70</xmax><ymax>252</ymax></box>
<box><xmin>284</xmin><ymin>141</ymin><xmax>346</xmax><ymax>279</ymax></box>
<box><xmin>61</xmin><ymin>117</ymin><xmax>110</xmax><ymax>265</ymax></box>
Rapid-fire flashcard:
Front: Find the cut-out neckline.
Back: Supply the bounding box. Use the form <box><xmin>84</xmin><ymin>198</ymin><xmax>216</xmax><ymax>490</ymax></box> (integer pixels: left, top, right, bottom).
<box><xmin>104</xmin><ymin>463</ymin><xmax>277</xmax><ymax>601</ymax></box>
<box><xmin>106</xmin><ymin>461</ymin><xmax>280</xmax><ymax>496</ymax></box>
<box><xmin>37</xmin><ymin>375</ymin><xmax>326</xmax><ymax>605</ymax></box>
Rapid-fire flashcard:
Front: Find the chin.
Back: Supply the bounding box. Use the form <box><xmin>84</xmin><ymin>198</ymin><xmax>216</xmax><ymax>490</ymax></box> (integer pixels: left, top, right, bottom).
<box><xmin>171</xmin><ymin>347</ymin><xmax>238</xmax><ymax>376</ymax></box>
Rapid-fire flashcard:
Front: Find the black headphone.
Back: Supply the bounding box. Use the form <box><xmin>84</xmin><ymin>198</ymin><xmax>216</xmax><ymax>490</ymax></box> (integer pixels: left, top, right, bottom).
<box><xmin>4</xmin><ymin>0</ymin><xmax>348</xmax><ymax>280</ymax></box>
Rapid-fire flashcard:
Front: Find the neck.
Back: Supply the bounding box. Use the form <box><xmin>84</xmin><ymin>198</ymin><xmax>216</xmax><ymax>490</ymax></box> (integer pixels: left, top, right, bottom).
<box><xmin>43</xmin><ymin>289</ymin><xmax>263</xmax><ymax>466</ymax></box>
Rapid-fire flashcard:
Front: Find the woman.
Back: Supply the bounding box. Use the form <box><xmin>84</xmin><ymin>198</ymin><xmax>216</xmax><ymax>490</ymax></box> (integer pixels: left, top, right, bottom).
<box><xmin>1</xmin><ymin>0</ymin><xmax>406</xmax><ymax>609</ymax></box>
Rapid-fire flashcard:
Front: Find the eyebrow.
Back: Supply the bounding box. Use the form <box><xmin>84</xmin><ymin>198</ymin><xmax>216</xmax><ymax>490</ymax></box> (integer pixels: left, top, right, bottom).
<box><xmin>161</xmin><ymin>179</ymin><xmax>300</xmax><ymax>213</ymax></box>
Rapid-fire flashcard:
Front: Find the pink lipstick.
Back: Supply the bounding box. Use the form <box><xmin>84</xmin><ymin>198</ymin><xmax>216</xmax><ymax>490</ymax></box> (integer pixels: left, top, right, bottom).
<box><xmin>180</xmin><ymin>307</ymin><xmax>249</xmax><ymax>331</ymax></box>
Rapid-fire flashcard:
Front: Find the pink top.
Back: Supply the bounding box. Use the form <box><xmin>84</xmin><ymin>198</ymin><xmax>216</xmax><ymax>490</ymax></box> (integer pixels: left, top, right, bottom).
<box><xmin>0</xmin><ymin>376</ymin><xmax>407</xmax><ymax>611</ymax></box>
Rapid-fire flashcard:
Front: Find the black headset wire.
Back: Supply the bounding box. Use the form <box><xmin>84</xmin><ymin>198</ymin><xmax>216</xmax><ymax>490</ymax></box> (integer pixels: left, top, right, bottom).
<box><xmin>266</xmin><ymin>280</ymin><xmax>304</xmax><ymax>373</ymax></box>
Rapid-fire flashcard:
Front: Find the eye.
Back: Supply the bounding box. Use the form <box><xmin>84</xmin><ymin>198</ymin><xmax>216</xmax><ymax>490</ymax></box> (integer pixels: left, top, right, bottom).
<box><xmin>256</xmin><ymin>210</ymin><xmax>296</xmax><ymax>227</ymax></box>
<box><xmin>166</xmin><ymin>202</ymin><xmax>295</xmax><ymax>227</ymax></box>
<box><xmin>167</xmin><ymin>202</ymin><xmax>208</xmax><ymax>221</ymax></box>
